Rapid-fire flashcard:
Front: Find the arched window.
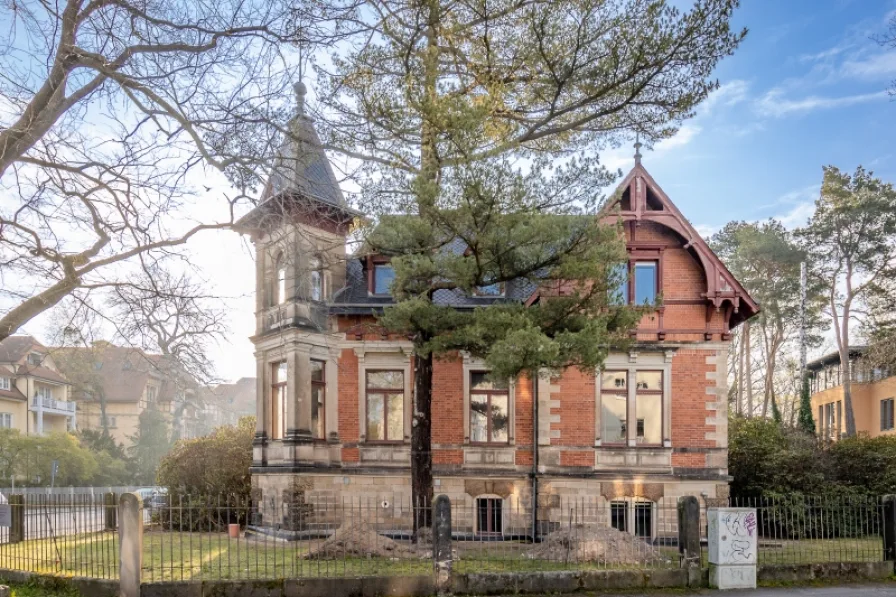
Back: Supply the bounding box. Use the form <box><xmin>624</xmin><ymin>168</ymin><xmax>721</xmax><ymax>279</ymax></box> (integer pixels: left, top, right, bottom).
<box><xmin>310</xmin><ymin>256</ymin><xmax>324</xmax><ymax>301</ymax></box>
<box><xmin>275</xmin><ymin>253</ymin><xmax>287</xmax><ymax>305</ymax></box>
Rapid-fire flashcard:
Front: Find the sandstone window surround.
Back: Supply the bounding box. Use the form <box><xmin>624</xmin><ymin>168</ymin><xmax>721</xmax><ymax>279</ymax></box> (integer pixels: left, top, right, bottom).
<box><xmin>595</xmin><ymin>350</ymin><xmax>674</xmax><ymax>448</ymax></box>
<box><xmin>461</xmin><ymin>352</ymin><xmax>515</xmax><ymax>446</ymax></box>
<box><xmin>259</xmin><ymin>343</ymin><xmax>341</xmax><ymax>444</ymax></box>
<box><xmin>354</xmin><ymin>344</ymin><xmax>412</xmax><ymax>444</ymax></box>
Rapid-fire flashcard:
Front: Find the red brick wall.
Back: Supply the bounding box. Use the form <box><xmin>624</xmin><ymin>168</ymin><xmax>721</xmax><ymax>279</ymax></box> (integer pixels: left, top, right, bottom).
<box><xmin>554</xmin><ymin>368</ymin><xmax>595</xmax><ymax>446</ymax></box>
<box><xmin>669</xmin><ymin>348</ymin><xmax>716</xmax><ymax>467</ymax></box>
<box><xmin>339</xmin><ymin>348</ymin><xmax>360</xmax><ymax>461</ymax></box>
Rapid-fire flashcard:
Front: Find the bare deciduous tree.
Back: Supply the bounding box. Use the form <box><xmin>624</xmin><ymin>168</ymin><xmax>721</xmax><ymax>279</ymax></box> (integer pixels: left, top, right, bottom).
<box><xmin>0</xmin><ymin>0</ymin><xmax>306</xmax><ymax>340</ymax></box>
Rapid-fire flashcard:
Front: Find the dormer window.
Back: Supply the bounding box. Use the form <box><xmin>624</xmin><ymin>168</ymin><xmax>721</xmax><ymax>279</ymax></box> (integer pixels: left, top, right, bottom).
<box><xmin>27</xmin><ymin>353</ymin><xmax>42</xmax><ymax>366</ymax></box>
<box><xmin>474</xmin><ymin>282</ymin><xmax>505</xmax><ymax>297</ymax></box>
<box><xmin>0</xmin><ymin>377</ymin><xmax>10</xmax><ymax>391</ymax></box>
<box><xmin>372</xmin><ymin>263</ymin><xmax>395</xmax><ymax>296</ymax></box>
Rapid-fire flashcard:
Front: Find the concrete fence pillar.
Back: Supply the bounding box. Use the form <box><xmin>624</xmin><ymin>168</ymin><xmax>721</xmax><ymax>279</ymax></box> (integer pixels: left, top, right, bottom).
<box><xmin>104</xmin><ymin>492</ymin><xmax>118</xmax><ymax>531</ymax></box>
<box><xmin>677</xmin><ymin>495</ymin><xmax>701</xmax><ymax>568</ymax></box>
<box><xmin>0</xmin><ymin>584</ymin><xmax>9</xmax><ymax>597</ymax></box>
<box><xmin>9</xmin><ymin>495</ymin><xmax>24</xmax><ymax>544</ymax></box>
<box><xmin>119</xmin><ymin>492</ymin><xmax>143</xmax><ymax>597</ymax></box>
<box><xmin>432</xmin><ymin>495</ymin><xmax>452</xmax><ymax>595</ymax></box>
<box><xmin>883</xmin><ymin>494</ymin><xmax>896</xmax><ymax>562</ymax></box>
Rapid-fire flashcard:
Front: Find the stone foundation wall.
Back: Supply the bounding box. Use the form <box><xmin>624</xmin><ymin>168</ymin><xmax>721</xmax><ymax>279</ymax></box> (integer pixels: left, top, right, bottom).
<box><xmin>251</xmin><ymin>472</ymin><xmax>725</xmax><ymax>537</ymax></box>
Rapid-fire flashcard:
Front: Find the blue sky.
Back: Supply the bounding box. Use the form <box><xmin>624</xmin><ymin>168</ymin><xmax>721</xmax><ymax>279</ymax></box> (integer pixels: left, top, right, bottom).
<box><xmin>623</xmin><ymin>0</ymin><xmax>896</xmax><ymax>236</ymax></box>
<box><xmin>16</xmin><ymin>0</ymin><xmax>896</xmax><ymax>381</ymax></box>
<box><xmin>198</xmin><ymin>0</ymin><xmax>896</xmax><ymax>380</ymax></box>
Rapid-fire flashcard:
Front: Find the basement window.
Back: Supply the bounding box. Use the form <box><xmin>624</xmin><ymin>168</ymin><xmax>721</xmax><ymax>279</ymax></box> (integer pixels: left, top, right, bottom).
<box><xmin>476</xmin><ymin>498</ymin><xmax>503</xmax><ymax>536</ymax></box>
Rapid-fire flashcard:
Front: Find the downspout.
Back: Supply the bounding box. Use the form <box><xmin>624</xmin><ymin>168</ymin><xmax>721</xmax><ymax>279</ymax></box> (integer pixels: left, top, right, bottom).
<box><xmin>530</xmin><ymin>371</ymin><xmax>539</xmax><ymax>543</ymax></box>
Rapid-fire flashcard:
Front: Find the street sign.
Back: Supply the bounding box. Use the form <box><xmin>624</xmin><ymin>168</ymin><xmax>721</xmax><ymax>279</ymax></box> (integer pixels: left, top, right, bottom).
<box><xmin>0</xmin><ymin>504</ymin><xmax>10</xmax><ymax>528</ymax></box>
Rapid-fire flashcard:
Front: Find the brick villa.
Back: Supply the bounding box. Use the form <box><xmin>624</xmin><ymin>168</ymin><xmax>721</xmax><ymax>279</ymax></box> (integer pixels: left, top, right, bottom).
<box><xmin>237</xmin><ymin>86</ymin><xmax>759</xmax><ymax>537</ymax></box>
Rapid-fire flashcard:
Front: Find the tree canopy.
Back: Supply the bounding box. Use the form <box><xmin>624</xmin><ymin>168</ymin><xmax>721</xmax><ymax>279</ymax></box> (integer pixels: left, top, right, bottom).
<box><xmin>302</xmin><ymin>0</ymin><xmax>746</xmax><ymax>522</ymax></box>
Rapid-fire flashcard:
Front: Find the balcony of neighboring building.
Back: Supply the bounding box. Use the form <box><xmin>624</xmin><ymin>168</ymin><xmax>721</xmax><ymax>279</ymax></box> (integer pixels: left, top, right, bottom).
<box><xmin>28</xmin><ymin>383</ymin><xmax>76</xmax><ymax>435</ymax></box>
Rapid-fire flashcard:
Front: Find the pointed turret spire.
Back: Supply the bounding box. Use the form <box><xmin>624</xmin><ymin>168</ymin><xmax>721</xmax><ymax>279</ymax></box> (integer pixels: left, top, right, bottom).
<box><xmin>634</xmin><ymin>133</ymin><xmax>642</xmax><ymax>165</ymax></box>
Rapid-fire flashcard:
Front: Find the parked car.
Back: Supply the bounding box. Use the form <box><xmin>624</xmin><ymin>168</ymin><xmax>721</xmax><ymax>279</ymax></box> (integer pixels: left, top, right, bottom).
<box><xmin>135</xmin><ymin>487</ymin><xmax>168</xmax><ymax>509</ymax></box>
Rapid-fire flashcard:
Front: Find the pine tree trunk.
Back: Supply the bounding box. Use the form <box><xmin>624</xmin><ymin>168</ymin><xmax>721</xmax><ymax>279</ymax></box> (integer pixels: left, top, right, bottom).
<box><xmin>410</xmin><ymin>0</ymin><xmax>441</xmax><ymax>536</ymax></box>
<box><xmin>411</xmin><ymin>350</ymin><xmax>434</xmax><ymax>536</ymax></box>
<box><xmin>737</xmin><ymin>330</ymin><xmax>744</xmax><ymax>416</ymax></box>
<box><xmin>745</xmin><ymin>320</ymin><xmax>753</xmax><ymax>417</ymax></box>
<box><xmin>840</xmin><ymin>314</ymin><xmax>856</xmax><ymax>437</ymax></box>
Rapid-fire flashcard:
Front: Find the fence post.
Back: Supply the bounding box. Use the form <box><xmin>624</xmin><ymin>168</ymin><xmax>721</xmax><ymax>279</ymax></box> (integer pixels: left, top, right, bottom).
<box><xmin>9</xmin><ymin>495</ymin><xmax>24</xmax><ymax>544</ymax></box>
<box><xmin>119</xmin><ymin>492</ymin><xmax>143</xmax><ymax>597</ymax></box>
<box><xmin>104</xmin><ymin>492</ymin><xmax>118</xmax><ymax>530</ymax></box>
<box><xmin>678</xmin><ymin>496</ymin><xmax>701</xmax><ymax>573</ymax></box>
<box><xmin>883</xmin><ymin>494</ymin><xmax>896</xmax><ymax>562</ymax></box>
<box><xmin>432</xmin><ymin>495</ymin><xmax>452</xmax><ymax>595</ymax></box>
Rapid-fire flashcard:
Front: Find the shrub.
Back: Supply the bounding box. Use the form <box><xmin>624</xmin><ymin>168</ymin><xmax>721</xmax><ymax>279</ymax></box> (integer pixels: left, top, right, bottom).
<box><xmin>156</xmin><ymin>417</ymin><xmax>255</xmax><ymax>530</ymax></box>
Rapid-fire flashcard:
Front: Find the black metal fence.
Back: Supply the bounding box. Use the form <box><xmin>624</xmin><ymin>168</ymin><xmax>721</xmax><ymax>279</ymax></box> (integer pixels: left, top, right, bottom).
<box><xmin>730</xmin><ymin>495</ymin><xmax>885</xmax><ymax>565</ymax></box>
<box><xmin>0</xmin><ymin>491</ymin><xmax>891</xmax><ymax>582</ymax></box>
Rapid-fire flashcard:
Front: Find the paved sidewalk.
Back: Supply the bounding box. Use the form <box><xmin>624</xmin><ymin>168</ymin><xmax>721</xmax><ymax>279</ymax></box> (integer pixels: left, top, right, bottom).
<box><xmin>696</xmin><ymin>585</ymin><xmax>895</xmax><ymax>596</ymax></box>
<box><xmin>556</xmin><ymin>584</ymin><xmax>895</xmax><ymax>597</ymax></box>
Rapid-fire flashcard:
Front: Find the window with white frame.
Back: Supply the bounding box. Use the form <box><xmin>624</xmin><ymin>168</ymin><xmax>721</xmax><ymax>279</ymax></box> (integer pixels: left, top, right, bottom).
<box><xmin>0</xmin><ymin>377</ymin><xmax>10</xmax><ymax>391</ymax></box>
<box><xmin>596</xmin><ymin>352</ymin><xmax>672</xmax><ymax>448</ymax></box>
<box><xmin>366</xmin><ymin>370</ymin><xmax>404</xmax><ymax>442</ymax></box>
<box><xmin>0</xmin><ymin>413</ymin><xmax>12</xmax><ymax>428</ymax></box>
<box><xmin>35</xmin><ymin>386</ymin><xmax>52</xmax><ymax>400</ymax></box>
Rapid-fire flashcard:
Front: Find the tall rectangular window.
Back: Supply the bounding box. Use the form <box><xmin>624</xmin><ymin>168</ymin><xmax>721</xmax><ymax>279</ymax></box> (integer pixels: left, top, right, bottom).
<box><xmin>311</xmin><ymin>360</ymin><xmax>326</xmax><ymax>440</ymax></box>
<box><xmin>373</xmin><ymin>264</ymin><xmax>395</xmax><ymax>295</ymax></box>
<box><xmin>881</xmin><ymin>399</ymin><xmax>895</xmax><ymax>432</ymax></box>
<box><xmin>635</xmin><ymin>371</ymin><xmax>662</xmax><ymax>445</ymax></box>
<box><xmin>633</xmin><ymin>262</ymin><xmax>658</xmax><ymax>305</ymax></box>
<box><xmin>836</xmin><ymin>401</ymin><xmax>842</xmax><ymax>438</ymax></box>
<box><xmin>366</xmin><ymin>370</ymin><xmax>404</xmax><ymax>441</ymax></box>
<box><xmin>310</xmin><ymin>257</ymin><xmax>324</xmax><ymax>301</ymax></box>
<box><xmin>0</xmin><ymin>413</ymin><xmax>11</xmax><ymax>428</ymax></box>
<box><xmin>0</xmin><ymin>377</ymin><xmax>9</xmax><ymax>391</ymax></box>
<box><xmin>601</xmin><ymin>371</ymin><xmax>628</xmax><ymax>444</ymax></box>
<box><xmin>609</xmin><ymin>264</ymin><xmax>629</xmax><ymax>305</ymax></box>
<box><xmin>469</xmin><ymin>372</ymin><xmax>510</xmax><ymax>444</ymax></box>
<box><xmin>35</xmin><ymin>386</ymin><xmax>52</xmax><ymax>400</ymax></box>
<box><xmin>270</xmin><ymin>361</ymin><xmax>287</xmax><ymax>440</ymax></box>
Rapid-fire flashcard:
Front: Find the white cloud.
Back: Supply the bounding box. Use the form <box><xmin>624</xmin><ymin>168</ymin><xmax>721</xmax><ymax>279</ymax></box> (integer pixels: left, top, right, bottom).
<box><xmin>840</xmin><ymin>52</ymin><xmax>896</xmax><ymax>80</ymax></box>
<box><xmin>693</xmin><ymin>223</ymin><xmax>717</xmax><ymax>239</ymax></box>
<box><xmin>599</xmin><ymin>124</ymin><xmax>702</xmax><ymax>173</ymax></box>
<box><xmin>700</xmin><ymin>80</ymin><xmax>750</xmax><ymax>114</ymax></box>
<box><xmin>754</xmin><ymin>89</ymin><xmax>887</xmax><ymax>117</ymax></box>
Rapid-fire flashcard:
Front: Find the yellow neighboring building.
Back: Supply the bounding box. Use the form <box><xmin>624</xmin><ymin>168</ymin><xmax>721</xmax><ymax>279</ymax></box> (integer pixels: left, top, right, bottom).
<box><xmin>0</xmin><ymin>336</ymin><xmax>76</xmax><ymax>435</ymax></box>
<box><xmin>808</xmin><ymin>347</ymin><xmax>896</xmax><ymax>439</ymax></box>
<box><xmin>53</xmin><ymin>343</ymin><xmax>204</xmax><ymax>447</ymax></box>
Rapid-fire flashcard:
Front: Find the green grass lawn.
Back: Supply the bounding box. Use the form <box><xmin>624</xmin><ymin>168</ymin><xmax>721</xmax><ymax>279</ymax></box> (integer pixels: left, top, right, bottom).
<box><xmin>0</xmin><ymin>532</ymin><xmax>886</xmax><ymax>582</ymax></box>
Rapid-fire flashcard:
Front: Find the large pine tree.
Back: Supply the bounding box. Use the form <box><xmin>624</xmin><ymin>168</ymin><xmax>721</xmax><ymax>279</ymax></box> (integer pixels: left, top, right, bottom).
<box><xmin>302</xmin><ymin>0</ymin><xmax>746</xmax><ymax>526</ymax></box>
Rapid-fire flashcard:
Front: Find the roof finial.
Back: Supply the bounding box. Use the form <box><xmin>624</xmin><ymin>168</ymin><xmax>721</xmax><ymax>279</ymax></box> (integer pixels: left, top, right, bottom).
<box><xmin>293</xmin><ymin>47</ymin><xmax>308</xmax><ymax>116</ymax></box>
<box><xmin>634</xmin><ymin>133</ymin><xmax>642</xmax><ymax>165</ymax></box>
<box><xmin>293</xmin><ymin>80</ymin><xmax>307</xmax><ymax>116</ymax></box>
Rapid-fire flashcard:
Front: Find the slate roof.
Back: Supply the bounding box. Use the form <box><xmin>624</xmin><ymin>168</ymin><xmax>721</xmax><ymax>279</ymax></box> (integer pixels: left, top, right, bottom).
<box><xmin>330</xmin><ymin>255</ymin><xmax>540</xmax><ymax>313</ymax></box>
<box><xmin>236</xmin><ymin>89</ymin><xmax>360</xmax><ymax>231</ymax></box>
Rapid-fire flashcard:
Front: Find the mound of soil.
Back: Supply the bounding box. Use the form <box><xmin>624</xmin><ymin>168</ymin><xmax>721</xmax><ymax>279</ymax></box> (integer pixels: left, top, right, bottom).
<box><xmin>527</xmin><ymin>524</ymin><xmax>664</xmax><ymax>565</ymax></box>
<box><xmin>302</xmin><ymin>522</ymin><xmax>420</xmax><ymax>560</ymax></box>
